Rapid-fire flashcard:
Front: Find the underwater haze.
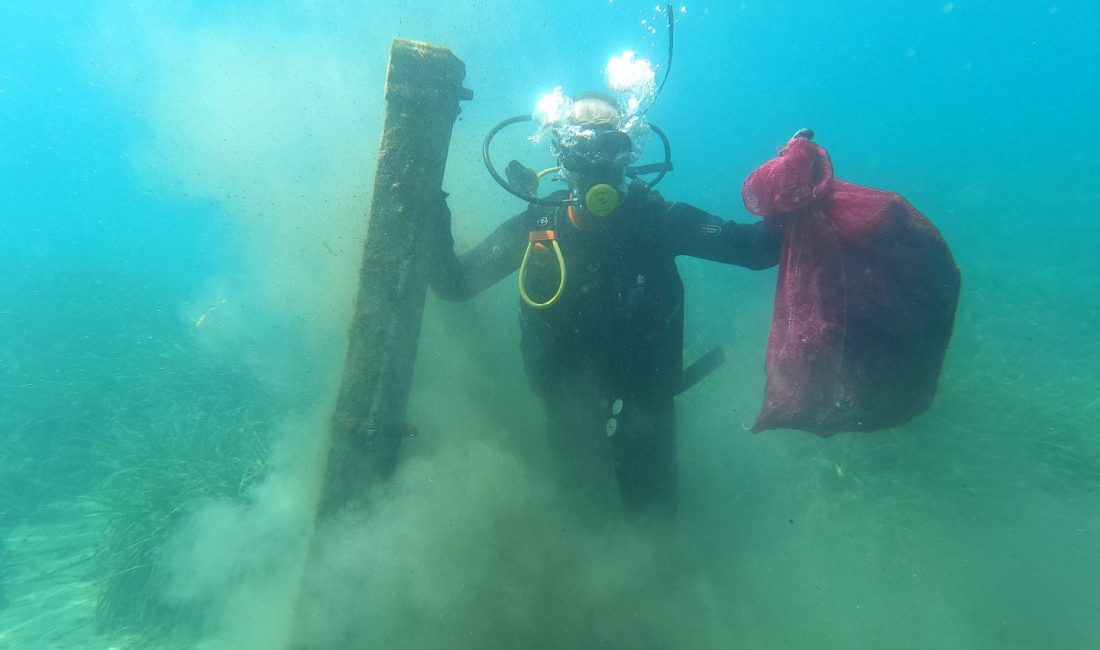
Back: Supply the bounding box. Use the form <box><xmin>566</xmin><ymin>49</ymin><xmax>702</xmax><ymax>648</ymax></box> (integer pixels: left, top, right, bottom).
<box><xmin>2</xmin><ymin>1</ymin><xmax>1099</xmax><ymax>648</ymax></box>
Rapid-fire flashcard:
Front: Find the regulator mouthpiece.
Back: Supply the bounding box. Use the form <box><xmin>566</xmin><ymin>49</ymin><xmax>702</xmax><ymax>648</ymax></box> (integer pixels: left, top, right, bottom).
<box><xmin>584</xmin><ymin>184</ymin><xmax>620</xmax><ymax>217</ymax></box>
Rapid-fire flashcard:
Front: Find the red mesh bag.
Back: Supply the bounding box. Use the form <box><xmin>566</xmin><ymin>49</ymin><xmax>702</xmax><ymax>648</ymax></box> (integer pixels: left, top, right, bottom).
<box><xmin>743</xmin><ymin>135</ymin><xmax>960</xmax><ymax>435</ymax></box>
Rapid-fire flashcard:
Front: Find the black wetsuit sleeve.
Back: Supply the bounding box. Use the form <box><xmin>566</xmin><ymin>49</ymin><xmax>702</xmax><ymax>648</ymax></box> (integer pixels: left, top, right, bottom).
<box><xmin>664</xmin><ymin>201</ymin><xmax>783</xmax><ymax>270</ymax></box>
<box><xmin>430</xmin><ymin>206</ymin><xmax>532</xmax><ymax>302</ymax></box>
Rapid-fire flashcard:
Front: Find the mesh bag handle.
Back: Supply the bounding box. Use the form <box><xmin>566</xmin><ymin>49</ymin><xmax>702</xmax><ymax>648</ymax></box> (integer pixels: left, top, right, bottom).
<box><xmin>742</xmin><ymin>135</ymin><xmax>834</xmax><ymax>217</ymax></box>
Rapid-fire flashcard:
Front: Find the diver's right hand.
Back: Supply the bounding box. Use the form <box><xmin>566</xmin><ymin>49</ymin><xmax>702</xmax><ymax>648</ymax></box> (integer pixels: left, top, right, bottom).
<box><xmin>428</xmin><ymin>190</ymin><xmax>453</xmax><ymax>232</ymax></box>
<box><xmin>430</xmin><ymin>190</ymin><xmax>455</xmax><ymax>251</ymax></box>
<box><xmin>434</xmin><ymin>190</ymin><xmax>451</xmax><ymax>220</ymax></box>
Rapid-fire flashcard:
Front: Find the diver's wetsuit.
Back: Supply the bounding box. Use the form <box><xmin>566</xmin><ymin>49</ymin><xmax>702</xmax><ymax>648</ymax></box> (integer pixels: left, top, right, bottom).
<box><xmin>431</xmin><ymin>182</ymin><xmax>780</xmax><ymax>514</ymax></box>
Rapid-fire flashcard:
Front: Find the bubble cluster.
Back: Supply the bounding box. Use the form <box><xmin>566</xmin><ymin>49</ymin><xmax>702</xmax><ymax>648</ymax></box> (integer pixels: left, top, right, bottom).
<box><xmin>529</xmin><ymin>50</ymin><xmax>657</xmax><ymax>170</ymax></box>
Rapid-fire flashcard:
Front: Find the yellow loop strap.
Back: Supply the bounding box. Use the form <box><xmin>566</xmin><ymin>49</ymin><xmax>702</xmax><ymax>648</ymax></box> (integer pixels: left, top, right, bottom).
<box><xmin>518</xmin><ymin>236</ymin><xmax>566</xmax><ymax>309</ymax></box>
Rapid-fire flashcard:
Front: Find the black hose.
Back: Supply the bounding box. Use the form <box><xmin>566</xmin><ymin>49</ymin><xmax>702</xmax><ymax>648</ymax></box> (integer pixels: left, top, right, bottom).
<box><xmin>654</xmin><ymin>4</ymin><xmax>675</xmax><ymax>102</ymax></box>
<box><xmin>484</xmin><ymin>117</ymin><xmax>674</xmax><ymax>200</ymax></box>
<box><xmin>629</xmin><ymin>123</ymin><xmax>672</xmax><ymax>189</ymax></box>
<box><xmin>482</xmin><ymin>114</ymin><xmax>570</xmax><ymax>207</ymax></box>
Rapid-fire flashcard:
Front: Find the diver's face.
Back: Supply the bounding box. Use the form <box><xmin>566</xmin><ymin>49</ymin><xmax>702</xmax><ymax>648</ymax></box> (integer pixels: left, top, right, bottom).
<box><xmin>559</xmin><ymin>127</ymin><xmax>632</xmax><ymax>215</ymax></box>
<box><xmin>562</xmin><ymin>164</ymin><xmax>625</xmax><ymax>195</ymax></box>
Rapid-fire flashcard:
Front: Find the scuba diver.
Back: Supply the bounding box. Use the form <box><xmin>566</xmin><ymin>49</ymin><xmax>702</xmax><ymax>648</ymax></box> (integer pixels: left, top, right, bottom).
<box><xmin>429</xmin><ymin>84</ymin><xmax>783</xmax><ymax>516</ymax></box>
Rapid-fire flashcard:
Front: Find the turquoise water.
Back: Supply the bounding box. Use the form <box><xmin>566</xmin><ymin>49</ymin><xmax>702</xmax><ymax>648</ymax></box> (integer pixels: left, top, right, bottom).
<box><xmin>2</xmin><ymin>1</ymin><xmax>1098</xmax><ymax>648</ymax></box>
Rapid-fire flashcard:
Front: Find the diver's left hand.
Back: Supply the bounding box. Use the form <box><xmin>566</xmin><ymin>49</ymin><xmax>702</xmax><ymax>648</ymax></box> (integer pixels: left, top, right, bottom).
<box><xmin>505</xmin><ymin>160</ymin><xmax>539</xmax><ymax>197</ymax></box>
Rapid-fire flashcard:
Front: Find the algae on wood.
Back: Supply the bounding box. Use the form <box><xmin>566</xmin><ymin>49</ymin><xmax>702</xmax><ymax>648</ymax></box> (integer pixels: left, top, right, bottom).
<box><xmin>317</xmin><ymin>39</ymin><xmax>471</xmax><ymax>518</ymax></box>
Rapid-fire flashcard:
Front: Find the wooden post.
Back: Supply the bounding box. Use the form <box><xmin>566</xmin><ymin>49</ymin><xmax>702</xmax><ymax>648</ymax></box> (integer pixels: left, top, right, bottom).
<box><xmin>289</xmin><ymin>39</ymin><xmax>470</xmax><ymax>648</ymax></box>
<box><xmin>318</xmin><ymin>39</ymin><xmax>471</xmax><ymax>517</ymax></box>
